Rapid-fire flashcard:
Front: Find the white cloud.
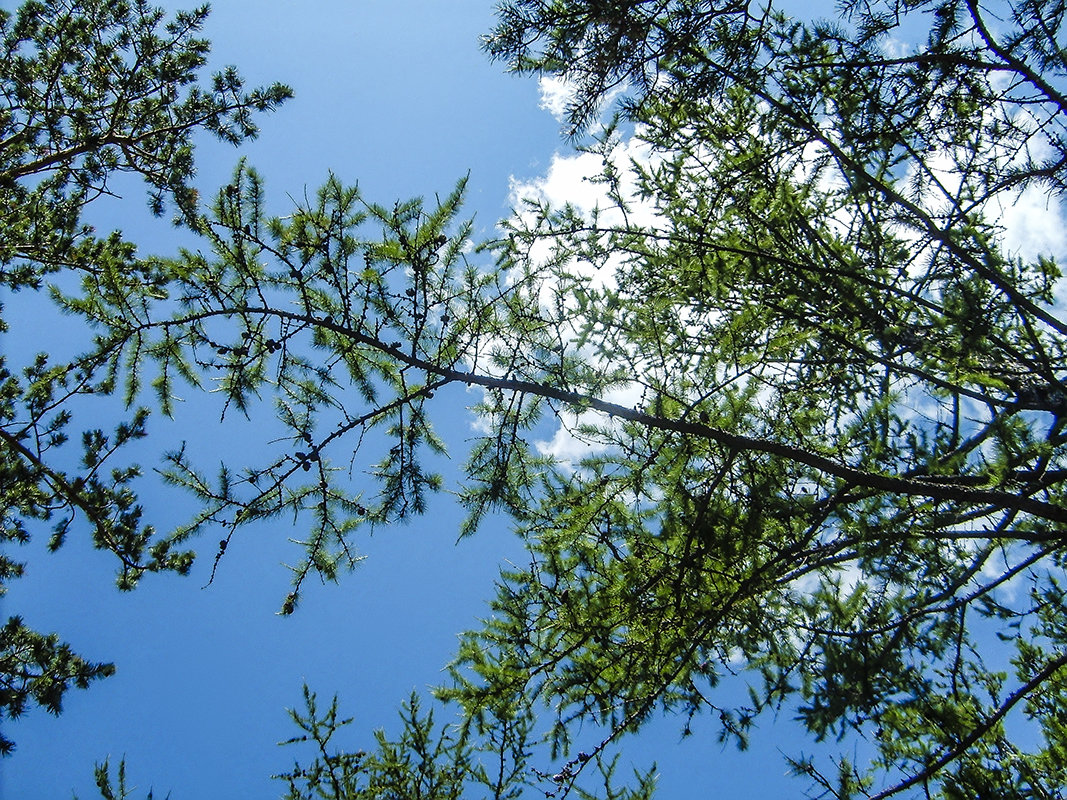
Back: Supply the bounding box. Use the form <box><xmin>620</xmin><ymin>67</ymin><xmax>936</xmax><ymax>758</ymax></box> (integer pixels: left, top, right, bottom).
<box><xmin>509</xmin><ymin>149</ymin><xmax>609</xmax><ymax>217</ymax></box>
<box><xmin>506</xmin><ymin>131</ymin><xmax>664</xmax><ymax>299</ymax></box>
<box><xmin>490</xmin><ymin>72</ymin><xmax>1067</xmax><ymax>466</ymax></box>
<box><xmin>538</xmin><ymin>75</ymin><xmax>575</xmax><ymax>122</ymax></box>
<box><xmin>508</xmin><ymin>129</ymin><xmax>660</xmax><ymax>217</ymax></box>
<box><xmin>998</xmin><ymin>185</ymin><xmax>1067</xmax><ymax>265</ymax></box>
<box><xmin>486</xmin><ymin>131</ymin><xmax>671</xmax><ymax>463</ymax></box>
<box><xmin>532</xmin><ymin>381</ymin><xmax>645</xmax><ymax>466</ymax></box>
<box><xmin>534</xmin><ymin>415</ymin><xmax>610</xmax><ymax>465</ymax></box>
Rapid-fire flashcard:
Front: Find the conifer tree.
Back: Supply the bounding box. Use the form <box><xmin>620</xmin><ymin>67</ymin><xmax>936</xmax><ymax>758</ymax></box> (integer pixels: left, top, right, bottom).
<box><xmin>269</xmin><ymin>0</ymin><xmax>1067</xmax><ymax>796</ymax></box>
<box><xmin>7</xmin><ymin>0</ymin><xmax>1067</xmax><ymax>796</ymax></box>
<box><xmin>0</xmin><ymin>0</ymin><xmax>289</xmax><ymax>755</ymax></box>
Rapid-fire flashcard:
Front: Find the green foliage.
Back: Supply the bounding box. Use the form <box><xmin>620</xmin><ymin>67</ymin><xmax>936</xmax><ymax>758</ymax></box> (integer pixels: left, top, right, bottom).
<box><xmin>276</xmin><ymin>685</ymin><xmax>497</xmax><ymax>800</ymax></box>
<box><xmin>0</xmin><ymin>0</ymin><xmax>291</xmax><ymax>285</ymax></box>
<box><xmin>0</xmin><ymin>0</ymin><xmax>287</xmax><ymax>754</ymax></box>
<box><xmin>75</xmin><ymin>756</ymin><xmax>164</xmax><ymax>800</ymax></box>
<box><xmin>8</xmin><ymin>0</ymin><xmax>1067</xmax><ymax>796</ymax></box>
<box><xmin>0</xmin><ymin>616</ymin><xmax>115</xmax><ymax>756</ymax></box>
<box><xmin>109</xmin><ymin>163</ymin><xmax>484</xmax><ymax>604</ymax></box>
<box><xmin>456</xmin><ymin>0</ymin><xmax>1067</xmax><ymax>795</ymax></box>
<box><xmin>274</xmin><ymin>684</ymin><xmax>655</xmax><ymax>800</ymax></box>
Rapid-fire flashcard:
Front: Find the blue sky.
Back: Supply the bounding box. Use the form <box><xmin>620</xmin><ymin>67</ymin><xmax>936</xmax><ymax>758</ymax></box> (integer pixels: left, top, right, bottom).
<box><xmin>2</xmin><ymin>1</ymin><xmax>891</xmax><ymax>797</ymax></box>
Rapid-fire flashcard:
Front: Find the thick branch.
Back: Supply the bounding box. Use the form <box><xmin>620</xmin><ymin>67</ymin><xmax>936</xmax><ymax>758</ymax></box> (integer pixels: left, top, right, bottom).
<box><xmin>152</xmin><ymin>306</ymin><xmax>1067</xmax><ymax>523</ymax></box>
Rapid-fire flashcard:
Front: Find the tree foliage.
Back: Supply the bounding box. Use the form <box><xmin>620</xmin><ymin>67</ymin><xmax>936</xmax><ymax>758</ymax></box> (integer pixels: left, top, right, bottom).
<box><xmin>7</xmin><ymin>0</ymin><xmax>1067</xmax><ymax>797</ymax></box>
<box><xmin>75</xmin><ymin>756</ymin><xmax>163</xmax><ymax>800</ymax></box>
<box><xmin>466</xmin><ymin>0</ymin><xmax>1067</xmax><ymax>794</ymax></box>
<box><xmin>0</xmin><ymin>0</ymin><xmax>289</xmax><ymax>755</ymax></box>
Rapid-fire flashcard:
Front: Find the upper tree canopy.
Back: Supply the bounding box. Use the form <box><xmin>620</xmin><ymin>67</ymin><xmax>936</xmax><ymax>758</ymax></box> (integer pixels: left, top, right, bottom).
<box><xmin>274</xmin><ymin>0</ymin><xmax>1067</xmax><ymax>796</ymax></box>
<box><xmin>6</xmin><ymin>0</ymin><xmax>1067</xmax><ymax>797</ymax></box>
<box><xmin>0</xmin><ymin>0</ymin><xmax>289</xmax><ymax>756</ymax></box>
